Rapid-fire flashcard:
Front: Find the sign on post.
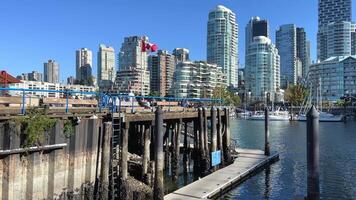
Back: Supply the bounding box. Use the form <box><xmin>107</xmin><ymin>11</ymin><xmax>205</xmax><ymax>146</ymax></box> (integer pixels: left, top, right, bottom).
<box><xmin>211</xmin><ymin>150</ymin><xmax>221</xmax><ymax>167</ymax></box>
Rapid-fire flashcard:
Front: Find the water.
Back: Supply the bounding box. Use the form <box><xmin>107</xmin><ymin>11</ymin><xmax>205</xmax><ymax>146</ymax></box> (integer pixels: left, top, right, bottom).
<box><xmin>219</xmin><ymin>119</ymin><xmax>356</xmax><ymax>200</ymax></box>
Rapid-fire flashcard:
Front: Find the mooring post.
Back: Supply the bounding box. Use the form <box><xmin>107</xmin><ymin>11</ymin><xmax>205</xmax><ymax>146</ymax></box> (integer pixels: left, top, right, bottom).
<box><xmin>183</xmin><ymin>121</ymin><xmax>188</xmax><ymax>174</ymax></box>
<box><xmin>154</xmin><ymin>107</ymin><xmax>164</xmax><ymax>200</ymax></box>
<box><xmin>264</xmin><ymin>107</ymin><xmax>270</xmax><ymax>156</ymax></box>
<box><xmin>223</xmin><ymin>108</ymin><xmax>232</xmax><ymax>164</ymax></box>
<box><xmin>99</xmin><ymin>122</ymin><xmax>112</xmax><ymax>199</ymax></box>
<box><xmin>307</xmin><ymin>106</ymin><xmax>320</xmax><ymax>200</ymax></box>
<box><xmin>142</xmin><ymin>123</ymin><xmax>151</xmax><ymax>184</ymax></box>
<box><xmin>211</xmin><ymin>107</ymin><xmax>217</xmax><ymax>170</ymax></box>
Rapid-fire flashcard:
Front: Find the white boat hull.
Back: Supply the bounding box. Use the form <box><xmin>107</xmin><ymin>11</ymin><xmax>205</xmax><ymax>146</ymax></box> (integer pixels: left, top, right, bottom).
<box><xmin>297</xmin><ymin>113</ymin><xmax>344</xmax><ymax>122</ymax></box>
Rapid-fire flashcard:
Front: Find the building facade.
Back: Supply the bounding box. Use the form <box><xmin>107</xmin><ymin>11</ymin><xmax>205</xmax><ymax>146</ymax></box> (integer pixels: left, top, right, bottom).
<box><xmin>148</xmin><ymin>50</ymin><xmax>175</xmax><ymax>97</ymax></box>
<box><xmin>276</xmin><ymin>24</ymin><xmax>297</xmax><ymax>88</ymax></box>
<box><xmin>318</xmin><ymin>0</ymin><xmax>352</xmax><ymax>61</ymax></box>
<box><xmin>170</xmin><ymin>61</ymin><xmax>227</xmax><ymax>98</ymax></box>
<box><xmin>44</xmin><ymin>60</ymin><xmax>59</xmax><ymax>83</ymax></box>
<box><xmin>296</xmin><ymin>27</ymin><xmax>311</xmax><ymax>78</ymax></box>
<box><xmin>245</xmin><ymin>16</ymin><xmax>269</xmax><ymax>57</ymax></box>
<box><xmin>9</xmin><ymin>81</ymin><xmax>96</xmax><ymax>99</ymax></box>
<box><xmin>172</xmin><ymin>48</ymin><xmax>189</xmax><ymax>64</ymax></box>
<box><xmin>17</xmin><ymin>71</ymin><xmax>43</xmax><ymax>82</ymax></box>
<box><xmin>245</xmin><ymin>36</ymin><xmax>280</xmax><ymax>101</ymax></box>
<box><xmin>76</xmin><ymin>48</ymin><xmax>93</xmax><ymax>85</ymax></box>
<box><xmin>309</xmin><ymin>56</ymin><xmax>356</xmax><ymax>101</ymax></box>
<box><xmin>97</xmin><ymin>44</ymin><xmax>116</xmax><ymax>89</ymax></box>
<box><xmin>116</xmin><ymin>36</ymin><xmax>150</xmax><ymax>95</ymax></box>
<box><xmin>207</xmin><ymin>5</ymin><xmax>238</xmax><ymax>88</ymax></box>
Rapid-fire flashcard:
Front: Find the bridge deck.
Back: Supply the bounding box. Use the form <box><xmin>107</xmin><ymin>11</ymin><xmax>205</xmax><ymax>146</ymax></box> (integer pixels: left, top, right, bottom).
<box><xmin>164</xmin><ymin>148</ymin><xmax>279</xmax><ymax>200</ymax></box>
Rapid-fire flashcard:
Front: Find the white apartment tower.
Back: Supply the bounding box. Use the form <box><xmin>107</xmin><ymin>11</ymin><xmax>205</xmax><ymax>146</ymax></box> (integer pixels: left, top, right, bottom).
<box><xmin>245</xmin><ymin>36</ymin><xmax>280</xmax><ymax>101</ymax></box>
<box><xmin>207</xmin><ymin>5</ymin><xmax>238</xmax><ymax>88</ymax></box>
<box><xmin>97</xmin><ymin>44</ymin><xmax>116</xmax><ymax>88</ymax></box>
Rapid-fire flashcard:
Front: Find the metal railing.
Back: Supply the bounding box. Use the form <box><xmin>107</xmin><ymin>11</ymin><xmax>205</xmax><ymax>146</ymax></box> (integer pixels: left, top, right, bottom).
<box><xmin>0</xmin><ymin>87</ymin><xmax>223</xmax><ymax>115</ymax></box>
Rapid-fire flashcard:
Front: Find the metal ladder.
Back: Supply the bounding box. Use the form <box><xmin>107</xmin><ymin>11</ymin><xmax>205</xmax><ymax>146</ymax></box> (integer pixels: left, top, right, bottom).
<box><xmin>109</xmin><ymin>101</ymin><xmax>122</xmax><ymax>199</ymax></box>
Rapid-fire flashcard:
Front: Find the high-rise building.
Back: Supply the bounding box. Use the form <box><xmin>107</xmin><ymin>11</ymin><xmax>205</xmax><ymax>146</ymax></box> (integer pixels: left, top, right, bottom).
<box><xmin>67</xmin><ymin>76</ymin><xmax>75</xmax><ymax>85</ymax></box>
<box><xmin>296</xmin><ymin>27</ymin><xmax>311</xmax><ymax>78</ymax></box>
<box><xmin>148</xmin><ymin>50</ymin><xmax>175</xmax><ymax>97</ymax></box>
<box><xmin>317</xmin><ymin>0</ymin><xmax>352</xmax><ymax>61</ymax></box>
<box><xmin>28</xmin><ymin>71</ymin><xmax>43</xmax><ymax>82</ymax></box>
<box><xmin>17</xmin><ymin>71</ymin><xmax>43</xmax><ymax>82</ymax></box>
<box><xmin>207</xmin><ymin>5</ymin><xmax>238</xmax><ymax>88</ymax></box>
<box><xmin>245</xmin><ymin>36</ymin><xmax>280</xmax><ymax>101</ymax></box>
<box><xmin>116</xmin><ymin>36</ymin><xmax>150</xmax><ymax>95</ymax></box>
<box><xmin>318</xmin><ymin>0</ymin><xmax>351</xmax><ymax>29</ymax></box>
<box><xmin>172</xmin><ymin>48</ymin><xmax>189</xmax><ymax>64</ymax></box>
<box><xmin>44</xmin><ymin>60</ymin><xmax>59</xmax><ymax>83</ymax></box>
<box><xmin>245</xmin><ymin>17</ymin><xmax>269</xmax><ymax>56</ymax></box>
<box><xmin>170</xmin><ymin>61</ymin><xmax>227</xmax><ymax>98</ymax></box>
<box><xmin>76</xmin><ymin>48</ymin><xmax>93</xmax><ymax>85</ymax></box>
<box><xmin>97</xmin><ymin>44</ymin><xmax>116</xmax><ymax>89</ymax></box>
<box><xmin>276</xmin><ymin>24</ymin><xmax>297</xmax><ymax>88</ymax></box>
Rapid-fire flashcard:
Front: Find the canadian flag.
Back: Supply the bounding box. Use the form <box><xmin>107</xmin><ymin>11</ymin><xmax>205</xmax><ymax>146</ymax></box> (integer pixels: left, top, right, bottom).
<box><xmin>141</xmin><ymin>40</ymin><xmax>158</xmax><ymax>52</ymax></box>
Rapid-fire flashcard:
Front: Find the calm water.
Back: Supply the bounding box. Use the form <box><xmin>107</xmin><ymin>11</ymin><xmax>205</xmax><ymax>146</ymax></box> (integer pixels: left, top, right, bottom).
<box><xmin>219</xmin><ymin>119</ymin><xmax>356</xmax><ymax>200</ymax></box>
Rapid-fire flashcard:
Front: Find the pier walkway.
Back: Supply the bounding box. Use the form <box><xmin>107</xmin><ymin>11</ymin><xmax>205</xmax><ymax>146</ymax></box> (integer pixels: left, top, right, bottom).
<box><xmin>165</xmin><ymin>148</ymin><xmax>279</xmax><ymax>200</ymax></box>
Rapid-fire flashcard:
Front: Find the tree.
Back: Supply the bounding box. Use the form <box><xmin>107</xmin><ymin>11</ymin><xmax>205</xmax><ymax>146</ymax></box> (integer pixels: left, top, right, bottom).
<box><xmin>149</xmin><ymin>91</ymin><xmax>160</xmax><ymax>97</ymax></box>
<box><xmin>284</xmin><ymin>84</ymin><xmax>308</xmax><ymax>106</ymax></box>
<box><xmin>212</xmin><ymin>86</ymin><xmax>241</xmax><ymax>106</ymax></box>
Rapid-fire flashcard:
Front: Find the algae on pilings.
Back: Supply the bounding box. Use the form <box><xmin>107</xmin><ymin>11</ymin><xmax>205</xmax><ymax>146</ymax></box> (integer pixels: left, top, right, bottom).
<box><xmin>63</xmin><ymin>119</ymin><xmax>75</xmax><ymax>138</ymax></box>
<box><xmin>13</xmin><ymin>108</ymin><xmax>57</xmax><ymax>147</ymax></box>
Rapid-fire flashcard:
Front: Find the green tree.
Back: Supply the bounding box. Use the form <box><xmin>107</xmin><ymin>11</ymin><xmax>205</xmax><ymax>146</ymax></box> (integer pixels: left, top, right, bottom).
<box><xmin>149</xmin><ymin>91</ymin><xmax>160</xmax><ymax>97</ymax></box>
<box><xmin>212</xmin><ymin>86</ymin><xmax>241</xmax><ymax>106</ymax></box>
<box><xmin>284</xmin><ymin>84</ymin><xmax>308</xmax><ymax>106</ymax></box>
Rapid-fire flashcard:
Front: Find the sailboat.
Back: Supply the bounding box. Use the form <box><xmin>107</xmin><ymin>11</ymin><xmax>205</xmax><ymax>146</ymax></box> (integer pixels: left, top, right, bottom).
<box><xmin>248</xmin><ymin>107</ymin><xmax>290</xmax><ymax>121</ymax></box>
<box><xmin>297</xmin><ymin>78</ymin><xmax>344</xmax><ymax>122</ymax></box>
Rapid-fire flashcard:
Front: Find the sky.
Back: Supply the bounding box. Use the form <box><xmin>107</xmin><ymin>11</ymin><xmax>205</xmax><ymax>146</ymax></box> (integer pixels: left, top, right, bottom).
<box><xmin>0</xmin><ymin>0</ymin><xmax>355</xmax><ymax>83</ymax></box>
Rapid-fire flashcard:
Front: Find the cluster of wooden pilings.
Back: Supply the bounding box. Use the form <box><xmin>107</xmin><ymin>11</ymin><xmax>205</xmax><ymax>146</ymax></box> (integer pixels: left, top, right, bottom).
<box><xmin>116</xmin><ymin>107</ymin><xmax>232</xmax><ymax>200</ymax></box>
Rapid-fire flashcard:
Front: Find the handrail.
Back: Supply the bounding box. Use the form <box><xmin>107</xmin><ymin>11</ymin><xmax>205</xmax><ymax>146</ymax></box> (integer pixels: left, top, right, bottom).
<box><xmin>0</xmin><ymin>87</ymin><xmax>224</xmax><ymax>114</ymax></box>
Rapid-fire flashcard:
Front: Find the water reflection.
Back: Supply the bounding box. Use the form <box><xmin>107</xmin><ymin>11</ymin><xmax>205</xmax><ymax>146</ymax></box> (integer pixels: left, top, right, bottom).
<box><xmin>219</xmin><ymin>119</ymin><xmax>356</xmax><ymax>200</ymax></box>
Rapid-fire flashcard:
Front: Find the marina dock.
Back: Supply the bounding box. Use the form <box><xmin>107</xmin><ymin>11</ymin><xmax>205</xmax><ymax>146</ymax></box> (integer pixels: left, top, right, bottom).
<box><xmin>165</xmin><ymin>148</ymin><xmax>279</xmax><ymax>200</ymax></box>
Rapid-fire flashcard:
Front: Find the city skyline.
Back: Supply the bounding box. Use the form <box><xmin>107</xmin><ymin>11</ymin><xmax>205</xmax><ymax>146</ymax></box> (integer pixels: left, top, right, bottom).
<box><xmin>1</xmin><ymin>0</ymin><xmax>356</xmax><ymax>81</ymax></box>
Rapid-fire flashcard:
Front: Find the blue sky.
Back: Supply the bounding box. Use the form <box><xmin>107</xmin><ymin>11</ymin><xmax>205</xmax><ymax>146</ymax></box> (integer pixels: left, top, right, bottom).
<box><xmin>0</xmin><ymin>0</ymin><xmax>354</xmax><ymax>83</ymax></box>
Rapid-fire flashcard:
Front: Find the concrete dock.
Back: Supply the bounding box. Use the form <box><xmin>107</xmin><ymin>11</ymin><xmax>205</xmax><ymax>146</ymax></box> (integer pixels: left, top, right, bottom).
<box><xmin>165</xmin><ymin>148</ymin><xmax>279</xmax><ymax>200</ymax></box>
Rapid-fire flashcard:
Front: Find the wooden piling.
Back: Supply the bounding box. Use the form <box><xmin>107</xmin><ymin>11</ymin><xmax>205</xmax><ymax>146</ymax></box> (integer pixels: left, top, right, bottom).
<box><xmin>223</xmin><ymin>108</ymin><xmax>232</xmax><ymax>164</ymax></box>
<box><xmin>154</xmin><ymin>107</ymin><xmax>164</xmax><ymax>200</ymax></box>
<box><xmin>142</xmin><ymin>123</ymin><xmax>151</xmax><ymax>184</ymax></box>
<box><xmin>203</xmin><ymin>107</ymin><xmax>209</xmax><ymax>157</ymax></box>
<box><xmin>198</xmin><ymin>108</ymin><xmax>205</xmax><ymax>157</ymax></box>
<box><xmin>164</xmin><ymin>123</ymin><xmax>170</xmax><ymax>171</ymax></box>
<box><xmin>99</xmin><ymin>122</ymin><xmax>112</xmax><ymax>199</ymax></box>
<box><xmin>193</xmin><ymin>119</ymin><xmax>200</xmax><ymax>175</ymax></box>
<box><xmin>121</xmin><ymin>122</ymin><xmax>129</xmax><ymax>180</ymax></box>
<box><xmin>172</xmin><ymin>119</ymin><xmax>182</xmax><ymax>181</ymax></box>
<box><xmin>217</xmin><ymin>108</ymin><xmax>224</xmax><ymax>164</ymax></box>
<box><xmin>183</xmin><ymin>121</ymin><xmax>188</xmax><ymax>174</ymax></box>
<box><xmin>211</xmin><ymin>107</ymin><xmax>217</xmax><ymax>170</ymax></box>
